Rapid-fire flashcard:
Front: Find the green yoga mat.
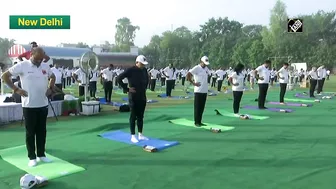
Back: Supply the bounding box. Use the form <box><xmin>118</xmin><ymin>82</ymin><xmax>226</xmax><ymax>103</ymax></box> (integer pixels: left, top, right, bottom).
<box><xmin>0</xmin><ymin>145</ymin><xmax>85</xmax><ymax>180</ymax></box>
<box><xmin>214</xmin><ymin>109</ymin><xmax>269</xmax><ymax>120</ymax></box>
<box><xmin>284</xmin><ymin>98</ymin><xmax>315</xmax><ymax>103</ymax></box>
<box><xmin>169</xmin><ymin>118</ymin><xmax>235</xmax><ymax>131</ymax></box>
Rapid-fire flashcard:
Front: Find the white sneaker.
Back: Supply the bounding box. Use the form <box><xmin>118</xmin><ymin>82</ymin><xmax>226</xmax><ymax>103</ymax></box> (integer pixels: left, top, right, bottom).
<box><xmin>138</xmin><ymin>133</ymin><xmax>149</xmax><ymax>141</ymax></box>
<box><xmin>37</xmin><ymin>157</ymin><xmax>52</xmax><ymax>163</ymax></box>
<box><xmin>28</xmin><ymin>159</ymin><xmax>37</xmax><ymax>167</ymax></box>
<box><xmin>131</xmin><ymin>135</ymin><xmax>139</xmax><ymax>143</ymax></box>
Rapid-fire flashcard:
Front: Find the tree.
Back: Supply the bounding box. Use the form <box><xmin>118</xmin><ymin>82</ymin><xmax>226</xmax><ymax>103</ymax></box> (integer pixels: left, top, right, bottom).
<box><xmin>76</xmin><ymin>42</ymin><xmax>89</xmax><ymax>48</ymax></box>
<box><xmin>0</xmin><ymin>38</ymin><xmax>15</xmax><ymax>65</ymax></box>
<box><xmin>114</xmin><ymin>17</ymin><xmax>140</xmax><ymax>52</ymax></box>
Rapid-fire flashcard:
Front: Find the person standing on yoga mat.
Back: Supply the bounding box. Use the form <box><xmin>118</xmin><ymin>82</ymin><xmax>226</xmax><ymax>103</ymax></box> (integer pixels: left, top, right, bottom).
<box><xmin>186</xmin><ymin>56</ymin><xmax>210</xmax><ymax>127</ymax></box>
<box><xmin>316</xmin><ymin>65</ymin><xmax>327</xmax><ymax>94</ymax></box>
<box><xmin>228</xmin><ymin>63</ymin><xmax>245</xmax><ymax>115</ymax></box>
<box><xmin>162</xmin><ymin>63</ymin><xmax>175</xmax><ymax>97</ymax></box>
<box><xmin>277</xmin><ymin>62</ymin><xmax>289</xmax><ymax>104</ymax></box>
<box><xmin>117</xmin><ymin>55</ymin><xmax>149</xmax><ymax>143</ymax></box>
<box><xmin>308</xmin><ymin>67</ymin><xmax>318</xmax><ymax>98</ymax></box>
<box><xmin>254</xmin><ymin>60</ymin><xmax>271</xmax><ymax>109</ymax></box>
<box><xmin>1</xmin><ymin>47</ymin><xmax>55</xmax><ymax>167</ymax></box>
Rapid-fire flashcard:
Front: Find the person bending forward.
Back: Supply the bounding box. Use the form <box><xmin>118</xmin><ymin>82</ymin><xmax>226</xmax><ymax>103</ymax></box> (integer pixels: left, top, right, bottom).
<box><xmin>117</xmin><ymin>55</ymin><xmax>149</xmax><ymax>143</ymax></box>
<box><xmin>228</xmin><ymin>63</ymin><xmax>245</xmax><ymax>115</ymax></box>
<box><xmin>186</xmin><ymin>56</ymin><xmax>210</xmax><ymax>127</ymax></box>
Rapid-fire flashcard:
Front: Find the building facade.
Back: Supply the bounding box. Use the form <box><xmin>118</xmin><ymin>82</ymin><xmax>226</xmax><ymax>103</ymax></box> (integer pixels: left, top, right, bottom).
<box><xmin>8</xmin><ymin>45</ymin><xmax>139</xmax><ymax>68</ymax></box>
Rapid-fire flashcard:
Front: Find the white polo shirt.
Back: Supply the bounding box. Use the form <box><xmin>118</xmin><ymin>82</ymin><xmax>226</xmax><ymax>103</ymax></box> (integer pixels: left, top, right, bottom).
<box><xmin>189</xmin><ymin>65</ymin><xmax>210</xmax><ymax>93</ymax></box>
<box><xmin>149</xmin><ymin>69</ymin><xmax>160</xmax><ymax>79</ymax></box>
<box><xmin>163</xmin><ymin>67</ymin><xmax>175</xmax><ymax>80</ymax></box>
<box><xmin>102</xmin><ymin>68</ymin><xmax>114</xmax><ymax>81</ymax></box>
<box><xmin>74</xmin><ymin>68</ymin><xmax>87</xmax><ymax>85</ymax></box>
<box><xmin>229</xmin><ymin>72</ymin><xmax>245</xmax><ymax>91</ymax></box>
<box><xmin>51</xmin><ymin>67</ymin><xmax>62</xmax><ymax>84</ymax></box>
<box><xmin>317</xmin><ymin>67</ymin><xmax>326</xmax><ymax>79</ymax></box>
<box><xmin>180</xmin><ymin>69</ymin><xmax>187</xmax><ymax>77</ymax></box>
<box><xmin>8</xmin><ymin>61</ymin><xmax>52</xmax><ymax>108</ymax></box>
<box><xmin>89</xmin><ymin>70</ymin><xmax>99</xmax><ymax>82</ymax></box>
<box><xmin>308</xmin><ymin>70</ymin><xmax>318</xmax><ymax>80</ymax></box>
<box><xmin>277</xmin><ymin>67</ymin><xmax>289</xmax><ymax>84</ymax></box>
<box><xmin>216</xmin><ymin>69</ymin><xmax>226</xmax><ymax>80</ymax></box>
<box><xmin>255</xmin><ymin>65</ymin><xmax>270</xmax><ymax>84</ymax></box>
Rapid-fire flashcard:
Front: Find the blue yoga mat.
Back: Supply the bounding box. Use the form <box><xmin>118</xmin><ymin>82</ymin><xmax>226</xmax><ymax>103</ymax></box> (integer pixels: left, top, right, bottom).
<box><xmin>121</xmin><ymin>97</ymin><xmax>158</xmax><ymax>103</ymax></box>
<box><xmin>157</xmin><ymin>94</ymin><xmax>190</xmax><ymax>99</ymax></box>
<box><xmin>99</xmin><ymin>130</ymin><xmax>179</xmax><ymax>151</ymax></box>
<box><xmin>99</xmin><ymin>98</ymin><xmax>125</xmax><ymax>107</ymax></box>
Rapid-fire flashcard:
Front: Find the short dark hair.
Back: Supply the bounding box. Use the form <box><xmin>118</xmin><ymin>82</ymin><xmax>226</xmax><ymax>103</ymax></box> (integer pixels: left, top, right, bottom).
<box><xmin>265</xmin><ymin>60</ymin><xmax>271</xmax><ymax>64</ymax></box>
<box><xmin>30</xmin><ymin>41</ymin><xmax>37</xmax><ymax>45</ymax></box>
<box><xmin>283</xmin><ymin>62</ymin><xmax>289</xmax><ymax>66</ymax></box>
<box><xmin>109</xmin><ymin>64</ymin><xmax>114</xmax><ymax>67</ymax></box>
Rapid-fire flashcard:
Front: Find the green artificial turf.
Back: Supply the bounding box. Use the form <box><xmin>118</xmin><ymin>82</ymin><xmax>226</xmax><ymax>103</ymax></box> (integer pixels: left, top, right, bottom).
<box><xmin>1</xmin><ymin>79</ymin><xmax>336</xmax><ymax>189</ymax></box>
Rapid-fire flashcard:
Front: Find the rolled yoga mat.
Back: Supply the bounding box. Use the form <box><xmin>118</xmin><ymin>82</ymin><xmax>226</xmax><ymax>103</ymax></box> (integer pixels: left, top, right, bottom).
<box><xmin>243</xmin><ymin>105</ymin><xmax>294</xmax><ymax>113</ymax></box>
<box><xmin>214</xmin><ymin>109</ymin><xmax>269</xmax><ymax>120</ymax></box>
<box><xmin>268</xmin><ymin>101</ymin><xmax>312</xmax><ymax>107</ymax></box>
<box><xmin>0</xmin><ymin>145</ymin><xmax>85</xmax><ymax>180</ymax></box>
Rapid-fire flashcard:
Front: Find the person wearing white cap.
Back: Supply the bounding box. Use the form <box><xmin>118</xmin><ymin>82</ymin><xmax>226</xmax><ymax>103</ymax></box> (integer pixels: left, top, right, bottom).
<box><xmin>186</xmin><ymin>56</ymin><xmax>211</xmax><ymax>126</ymax></box>
<box><xmin>117</xmin><ymin>55</ymin><xmax>150</xmax><ymax>143</ymax></box>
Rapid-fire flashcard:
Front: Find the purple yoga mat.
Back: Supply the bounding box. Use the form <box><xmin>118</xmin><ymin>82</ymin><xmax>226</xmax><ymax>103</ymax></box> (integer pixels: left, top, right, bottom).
<box><xmin>243</xmin><ymin>105</ymin><xmax>294</xmax><ymax>112</ymax></box>
<box><xmin>268</xmin><ymin>102</ymin><xmax>312</xmax><ymax>107</ymax></box>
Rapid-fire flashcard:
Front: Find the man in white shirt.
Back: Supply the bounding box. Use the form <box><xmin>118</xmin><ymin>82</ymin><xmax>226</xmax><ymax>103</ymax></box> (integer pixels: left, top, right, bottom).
<box><xmin>1</xmin><ymin>47</ymin><xmax>56</xmax><ymax>167</ymax></box>
<box><xmin>270</xmin><ymin>68</ymin><xmax>277</xmax><ymax>86</ymax></box>
<box><xmin>210</xmin><ymin>70</ymin><xmax>217</xmax><ymax>88</ymax></box>
<box><xmin>317</xmin><ymin>65</ymin><xmax>327</xmax><ymax>94</ymax></box>
<box><xmin>149</xmin><ymin>67</ymin><xmax>160</xmax><ymax>91</ymax></box>
<box><xmin>248</xmin><ymin>68</ymin><xmax>256</xmax><ymax>90</ymax></box>
<box><xmin>254</xmin><ymin>60</ymin><xmax>271</xmax><ymax>109</ymax></box>
<box><xmin>89</xmin><ymin>69</ymin><xmax>99</xmax><ymax>98</ymax></box>
<box><xmin>226</xmin><ymin>67</ymin><xmax>233</xmax><ymax>86</ymax></box>
<box><xmin>65</xmin><ymin>68</ymin><xmax>72</xmax><ymax>86</ymax></box>
<box><xmin>180</xmin><ymin>69</ymin><xmax>187</xmax><ymax>86</ymax></box>
<box><xmin>326</xmin><ymin>70</ymin><xmax>330</xmax><ymax>80</ymax></box>
<box><xmin>216</xmin><ymin>68</ymin><xmax>225</xmax><ymax>92</ymax></box>
<box><xmin>160</xmin><ymin>68</ymin><xmax>166</xmax><ymax>86</ymax></box>
<box><xmin>277</xmin><ymin>63</ymin><xmax>289</xmax><ymax>104</ymax></box>
<box><xmin>50</xmin><ymin>64</ymin><xmax>63</xmax><ymax>90</ymax></box>
<box><xmin>73</xmin><ymin>67</ymin><xmax>87</xmax><ymax>96</ymax></box>
<box><xmin>162</xmin><ymin>63</ymin><xmax>176</xmax><ymax>97</ymax></box>
<box><xmin>186</xmin><ymin>56</ymin><xmax>210</xmax><ymax>127</ymax></box>
<box><xmin>100</xmin><ymin>64</ymin><xmax>115</xmax><ymax>103</ymax></box>
<box><xmin>308</xmin><ymin>67</ymin><xmax>318</xmax><ymax>98</ymax></box>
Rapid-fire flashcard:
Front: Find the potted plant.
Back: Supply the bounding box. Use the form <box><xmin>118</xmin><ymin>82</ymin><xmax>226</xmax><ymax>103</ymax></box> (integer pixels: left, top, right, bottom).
<box><xmin>62</xmin><ymin>100</ymin><xmax>70</xmax><ymax>116</ymax></box>
<box><xmin>69</xmin><ymin>100</ymin><xmax>78</xmax><ymax>115</ymax></box>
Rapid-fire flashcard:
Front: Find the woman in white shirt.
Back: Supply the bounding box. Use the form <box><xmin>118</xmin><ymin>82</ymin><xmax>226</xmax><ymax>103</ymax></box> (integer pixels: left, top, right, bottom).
<box><xmin>308</xmin><ymin>67</ymin><xmax>318</xmax><ymax>98</ymax></box>
<box><xmin>229</xmin><ymin>63</ymin><xmax>245</xmax><ymax>114</ymax></box>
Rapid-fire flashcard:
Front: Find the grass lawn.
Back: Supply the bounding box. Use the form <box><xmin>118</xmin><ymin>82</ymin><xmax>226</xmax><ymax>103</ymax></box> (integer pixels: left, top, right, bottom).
<box><xmin>1</xmin><ymin>77</ymin><xmax>336</xmax><ymax>189</ymax></box>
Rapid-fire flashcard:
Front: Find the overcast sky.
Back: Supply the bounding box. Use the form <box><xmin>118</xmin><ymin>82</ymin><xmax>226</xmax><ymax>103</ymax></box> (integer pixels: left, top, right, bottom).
<box><xmin>0</xmin><ymin>0</ymin><xmax>334</xmax><ymax>47</ymax></box>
